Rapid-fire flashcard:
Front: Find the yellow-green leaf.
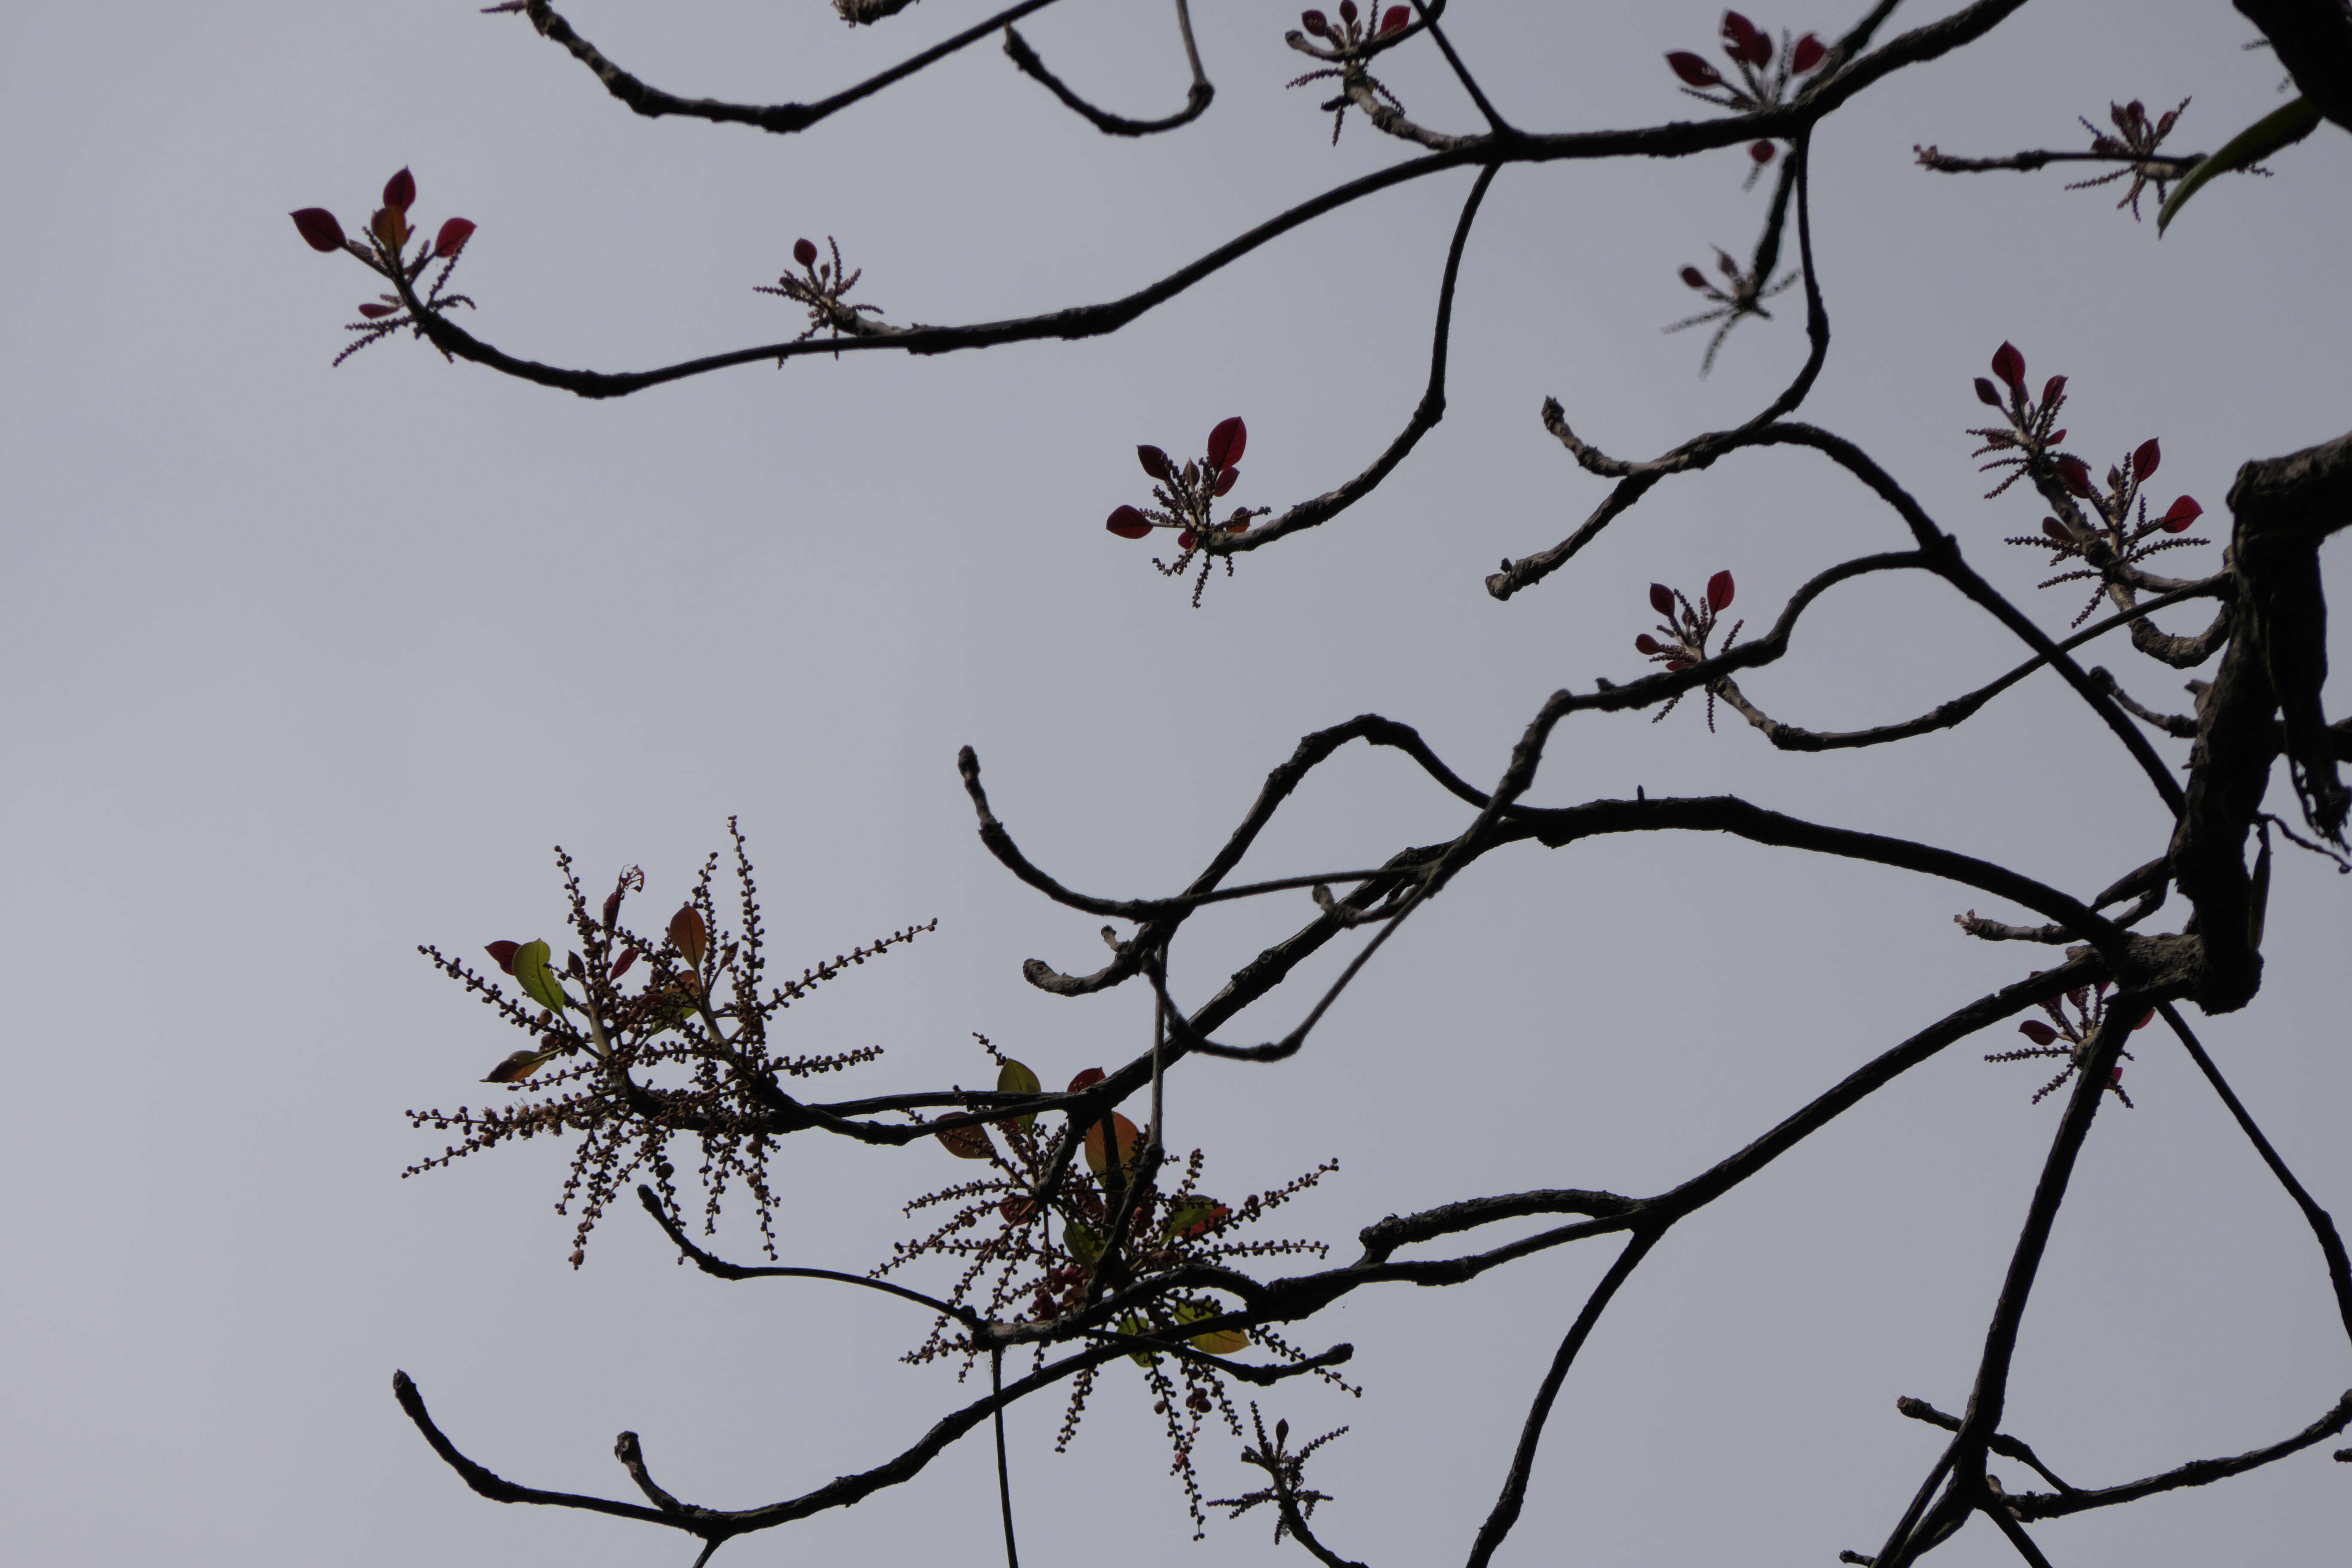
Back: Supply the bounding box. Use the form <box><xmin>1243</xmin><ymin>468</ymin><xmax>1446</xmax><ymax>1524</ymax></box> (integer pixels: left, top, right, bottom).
<box><xmin>2158</xmin><ymin>96</ymin><xmax>2323</xmax><ymax>235</ymax></box>
<box><xmin>510</xmin><ymin>939</ymin><xmax>572</xmax><ymax>1013</ymax></box>
<box><xmin>1177</xmin><ymin>1299</ymin><xmax>1249</xmax><ymax>1354</ymax></box>
<box><xmin>1063</xmin><ymin>1219</ymin><xmax>1100</xmax><ymax>1265</ymax></box>
<box><xmin>997</xmin><ymin>1058</ymin><xmax>1041</xmax><ymax>1130</ymax></box>
<box><xmin>1120</xmin><ymin>1312</ymin><xmax>1156</xmax><ymax>1366</ymax></box>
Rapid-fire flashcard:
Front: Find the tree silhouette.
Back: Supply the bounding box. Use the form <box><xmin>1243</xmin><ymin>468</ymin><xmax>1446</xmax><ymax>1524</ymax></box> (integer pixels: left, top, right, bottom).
<box><xmin>289</xmin><ymin>4</ymin><xmax>2352</xmax><ymax>1565</ymax></box>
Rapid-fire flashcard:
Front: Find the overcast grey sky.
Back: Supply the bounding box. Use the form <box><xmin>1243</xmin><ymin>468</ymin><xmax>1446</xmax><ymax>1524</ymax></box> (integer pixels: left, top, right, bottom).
<box><xmin>3</xmin><ymin>3</ymin><xmax>2348</xmax><ymax>1565</ymax></box>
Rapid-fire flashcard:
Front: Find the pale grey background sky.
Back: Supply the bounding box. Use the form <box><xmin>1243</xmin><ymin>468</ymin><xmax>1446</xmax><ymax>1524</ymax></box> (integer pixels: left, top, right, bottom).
<box><xmin>3</xmin><ymin>3</ymin><xmax>2347</xmax><ymax>1565</ymax></box>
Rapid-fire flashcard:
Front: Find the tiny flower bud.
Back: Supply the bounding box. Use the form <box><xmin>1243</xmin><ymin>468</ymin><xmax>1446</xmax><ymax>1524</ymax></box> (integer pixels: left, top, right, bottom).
<box><xmin>1749</xmin><ymin>140</ymin><xmax>1776</xmax><ymax>164</ymax></box>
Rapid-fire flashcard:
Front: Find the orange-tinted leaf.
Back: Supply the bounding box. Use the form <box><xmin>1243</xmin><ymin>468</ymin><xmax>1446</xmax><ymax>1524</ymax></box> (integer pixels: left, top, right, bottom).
<box><xmin>1067</xmin><ymin>1067</ymin><xmax>1106</xmax><ymax>1092</ymax></box>
<box><xmin>936</xmin><ymin>1121</ymin><xmax>994</xmax><ymax>1160</ymax></box>
<box><xmin>369</xmin><ymin>205</ymin><xmax>408</xmax><ymax>251</ymax></box>
<box><xmin>291</xmin><ymin>208</ymin><xmax>346</xmax><ymax>252</ymax></box>
<box><xmin>667</xmin><ymin>904</ymin><xmax>707</xmax><ymax>968</ymax></box>
<box><xmin>1083</xmin><ymin>1112</ymin><xmax>1141</xmax><ymax>1173</ymax></box>
<box><xmin>482</xmin><ymin>1047</ymin><xmax>553</xmax><ymax>1084</ymax></box>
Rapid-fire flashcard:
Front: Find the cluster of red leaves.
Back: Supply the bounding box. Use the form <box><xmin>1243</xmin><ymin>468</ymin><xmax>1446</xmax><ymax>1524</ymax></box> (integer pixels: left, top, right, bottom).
<box><xmin>1665</xmin><ymin>12</ymin><xmax>1829</xmax><ymax>182</ymax></box>
<box><xmin>1106</xmin><ymin>417</ymin><xmax>1271</xmax><ymax>605</ymax></box>
<box><xmin>1633</xmin><ymin>571</ymin><xmax>1742</xmax><ymax>728</ymax></box>
<box><xmin>1968</xmin><ymin>341</ymin><xmax>2207</xmax><ymax>623</ymax></box>
<box><xmin>289</xmin><ymin>168</ymin><xmax>478</xmax><ymax>364</ymax></box>
<box><xmin>1287</xmin><ymin>4</ymin><xmax>1413</xmax><ymax>144</ymax></box>
<box><xmin>1299</xmin><ymin>3</ymin><xmax>1408</xmax><ymax>41</ymax></box>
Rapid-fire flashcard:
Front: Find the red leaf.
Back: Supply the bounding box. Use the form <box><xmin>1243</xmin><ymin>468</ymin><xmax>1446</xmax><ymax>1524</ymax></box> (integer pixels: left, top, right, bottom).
<box><xmin>356</xmin><ymin>303</ymin><xmax>397</xmax><ymax>319</ymax></box>
<box><xmin>2042</xmin><ymin>517</ymin><xmax>2073</xmax><ymax>545</ymax></box>
<box><xmin>1206</xmin><ymin>416</ymin><xmax>1246</xmax><ymax>470</ymax></box>
<box><xmin>290</xmin><ymin>208</ymin><xmax>347</xmax><ymax>252</ymax></box>
<box><xmin>484</xmin><ymin>940</ymin><xmax>521</xmax><ymax>975</ymax></box>
<box><xmin>613</xmin><ymin>947</ymin><xmax>638</xmax><ymax>979</ymax></box>
<box><xmin>2134</xmin><ymin>1009</ymin><xmax>2154</xmax><ymax>1030</ymax></box>
<box><xmin>1990</xmin><ymin>341</ymin><xmax>2025</xmax><ymax>392</ymax></box>
<box><xmin>433</xmin><ymin>217</ymin><xmax>476</xmax><ymax>259</ymax></box>
<box><xmin>1649</xmin><ymin>582</ymin><xmax>1675</xmax><ymax>616</ymax></box>
<box><xmin>1339</xmin><ymin>0</ymin><xmax>1358</xmax><ymax>21</ymax></box>
<box><xmin>1067</xmin><ymin>1067</ymin><xmax>1106</xmax><ymax>1092</ymax></box>
<box><xmin>793</xmin><ymin>237</ymin><xmax>819</xmax><ymax>268</ymax></box>
<box><xmin>1707</xmin><ymin>570</ymin><xmax>1735</xmax><ymax>612</ymax></box>
<box><xmin>1213</xmin><ymin>464</ymin><xmax>1239</xmax><ymax>496</ymax></box>
<box><xmin>1664</xmin><ymin>658</ymin><xmax>1694</xmax><ymax>671</ymax></box>
<box><xmin>1790</xmin><ymin>33</ymin><xmax>1826</xmax><ymax>72</ymax></box>
<box><xmin>1973</xmin><ymin>377</ymin><xmax>2002</xmax><ymax>406</ymax></box>
<box><xmin>2159</xmin><ymin>495</ymin><xmax>2203</xmax><ymax>533</ymax></box>
<box><xmin>1749</xmin><ymin>140</ymin><xmax>1776</xmax><ymax>163</ymax></box>
<box><xmin>1380</xmin><ymin>5</ymin><xmax>1409</xmax><ymax>34</ymax></box>
<box><xmin>1177</xmin><ymin>530</ymin><xmax>1197</xmax><ymax>551</ymax></box>
<box><xmin>383</xmin><ymin>167</ymin><xmax>416</xmax><ymax>213</ymax></box>
<box><xmin>1000</xmin><ymin>1195</ymin><xmax>1038</xmax><ymax>1224</ymax></box>
<box><xmin>1681</xmin><ymin>266</ymin><xmax>1710</xmax><ymax>290</ymax></box>
<box><xmin>1721</xmin><ymin>11</ymin><xmax>1769</xmax><ymax>67</ymax></box>
<box><xmin>2055</xmin><ymin>456</ymin><xmax>2096</xmax><ymax>498</ymax></box>
<box><xmin>1137</xmin><ymin>444</ymin><xmax>1172</xmax><ymax>480</ymax></box>
<box><xmin>1227</xmin><ymin>517</ymin><xmax>1250</xmax><ymax>534</ymax></box>
<box><xmin>2132</xmin><ymin>437</ymin><xmax>2161</xmax><ymax>481</ymax></box>
<box><xmin>1300</xmin><ymin>9</ymin><xmax>1329</xmax><ymax>36</ymax></box>
<box><xmin>2018</xmin><ymin>1020</ymin><xmax>2059</xmax><ymax>1045</ymax></box>
<box><xmin>1666</xmin><ymin>51</ymin><xmax>1723</xmax><ymax>87</ymax></box>
<box><xmin>2041</xmin><ymin>374</ymin><xmax>2066</xmax><ymax>406</ymax></box>
<box><xmin>1106</xmin><ymin>505</ymin><xmax>1152</xmax><ymax>539</ymax></box>
<box><xmin>667</xmin><ymin>904</ymin><xmax>707</xmax><ymax>968</ymax></box>
<box><xmin>2048</xmin><ymin>430</ymin><xmax>2066</xmax><ymax>444</ymax></box>
<box><xmin>1635</xmin><ymin>634</ymin><xmax>1665</xmax><ymax>655</ymax></box>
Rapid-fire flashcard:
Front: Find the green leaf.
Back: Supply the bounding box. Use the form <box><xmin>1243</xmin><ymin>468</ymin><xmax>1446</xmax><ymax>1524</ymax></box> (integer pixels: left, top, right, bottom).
<box><xmin>2158</xmin><ymin>96</ymin><xmax>2323</xmax><ymax>235</ymax></box>
<box><xmin>997</xmin><ymin>1058</ymin><xmax>1040</xmax><ymax>1130</ymax></box>
<box><xmin>1120</xmin><ymin>1312</ymin><xmax>1156</xmax><ymax>1366</ymax></box>
<box><xmin>1063</xmin><ymin>1219</ymin><xmax>1099</xmax><ymax>1265</ymax></box>
<box><xmin>510</xmin><ymin>938</ymin><xmax>572</xmax><ymax>1013</ymax></box>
